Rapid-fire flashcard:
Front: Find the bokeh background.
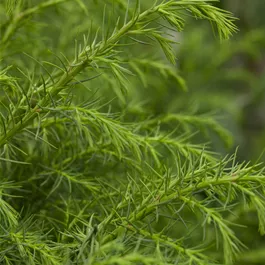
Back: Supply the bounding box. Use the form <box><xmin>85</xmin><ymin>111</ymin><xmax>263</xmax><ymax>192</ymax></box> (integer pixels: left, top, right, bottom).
<box><xmin>176</xmin><ymin>0</ymin><xmax>265</xmax><ymax>162</ymax></box>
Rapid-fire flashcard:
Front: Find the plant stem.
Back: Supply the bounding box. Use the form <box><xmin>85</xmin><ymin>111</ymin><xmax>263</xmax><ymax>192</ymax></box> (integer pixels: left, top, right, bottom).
<box><xmin>0</xmin><ymin>3</ymin><xmax>160</xmax><ymax>148</ymax></box>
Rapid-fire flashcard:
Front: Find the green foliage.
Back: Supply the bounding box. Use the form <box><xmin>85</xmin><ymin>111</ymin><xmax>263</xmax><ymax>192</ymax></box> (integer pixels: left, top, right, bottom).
<box><xmin>173</xmin><ymin>15</ymin><xmax>265</xmax><ymax>160</ymax></box>
<box><xmin>0</xmin><ymin>1</ymin><xmax>264</xmax><ymax>265</ymax></box>
<box><xmin>172</xmin><ymin>3</ymin><xmax>265</xmax><ymax>263</ymax></box>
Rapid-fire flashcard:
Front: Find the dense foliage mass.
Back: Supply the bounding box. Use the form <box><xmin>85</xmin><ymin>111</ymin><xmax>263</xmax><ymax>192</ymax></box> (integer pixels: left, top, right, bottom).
<box><xmin>0</xmin><ymin>1</ymin><xmax>265</xmax><ymax>264</ymax></box>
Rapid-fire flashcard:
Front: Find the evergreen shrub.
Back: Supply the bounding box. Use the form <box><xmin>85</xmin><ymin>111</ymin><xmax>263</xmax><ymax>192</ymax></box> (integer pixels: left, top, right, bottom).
<box><xmin>0</xmin><ymin>1</ymin><xmax>264</xmax><ymax>264</ymax></box>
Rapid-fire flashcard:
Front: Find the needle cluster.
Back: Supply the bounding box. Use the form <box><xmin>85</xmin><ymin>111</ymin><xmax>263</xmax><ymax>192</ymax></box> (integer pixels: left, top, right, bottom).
<box><xmin>0</xmin><ymin>1</ymin><xmax>264</xmax><ymax>265</ymax></box>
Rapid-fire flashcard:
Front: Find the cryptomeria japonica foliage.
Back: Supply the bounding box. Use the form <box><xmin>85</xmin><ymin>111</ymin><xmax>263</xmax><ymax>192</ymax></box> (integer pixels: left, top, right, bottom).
<box><xmin>0</xmin><ymin>1</ymin><xmax>265</xmax><ymax>265</ymax></box>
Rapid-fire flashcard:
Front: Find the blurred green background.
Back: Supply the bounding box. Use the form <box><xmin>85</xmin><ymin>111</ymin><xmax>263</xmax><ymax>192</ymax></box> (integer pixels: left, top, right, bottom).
<box><xmin>176</xmin><ymin>0</ymin><xmax>265</xmax><ymax>162</ymax></box>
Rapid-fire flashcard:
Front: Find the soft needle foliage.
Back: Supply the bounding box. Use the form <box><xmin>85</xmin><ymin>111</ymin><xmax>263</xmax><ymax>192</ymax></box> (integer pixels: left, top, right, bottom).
<box><xmin>0</xmin><ymin>0</ymin><xmax>264</xmax><ymax>265</ymax></box>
